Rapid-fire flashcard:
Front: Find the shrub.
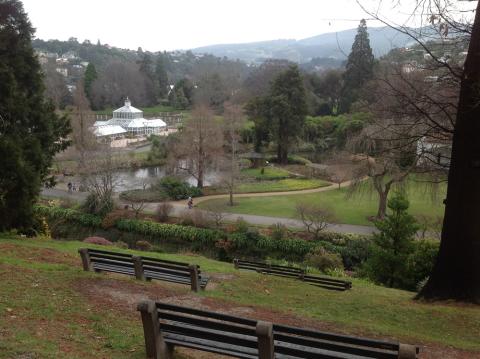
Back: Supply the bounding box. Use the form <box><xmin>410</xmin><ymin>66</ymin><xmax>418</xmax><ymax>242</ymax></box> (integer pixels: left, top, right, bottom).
<box><xmin>81</xmin><ymin>192</ymin><xmax>114</xmax><ymax>218</ymax></box>
<box><xmin>362</xmin><ymin>193</ymin><xmax>419</xmax><ymax>289</ymax></box>
<box><xmin>83</xmin><ymin>236</ymin><xmax>112</xmax><ymax>246</ymax></box>
<box><xmin>233</xmin><ymin>218</ymin><xmax>249</xmax><ymax>233</ymax></box>
<box><xmin>405</xmin><ymin>240</ymin><xmax>439</xmax><ymax>291</ymax></box>
<box><xmin>136</xmin><ymin>240</ymin><xmax>153</xmax><ymax>251</ymax></box>
<box><xmin>156</xmin><ymin>202</ymin><xmax>173</xmax><ymax>222</ymax></box>
<box><xmin>34</xmin><ymin>205</ymin><xmax>102</xmax><ymax>227</ymax></box>
<box><xmin>305</xmin><ymin>247</ymin><xmax>344</xmax><ymax>273</ymax></box>
<box><xmin>102</xmin><ymin>210</ymin><xmax>129</xmax><ymax>229</ymax></box>
<box><xmin>115</xmin><ymin>240</ymin><xmax>129</xmax><ymax>249</ymax></box>
<box><xmin>154</xmin><ymin>176</ymin><xmax>202</xmax><ymax>200</ymax></box>
<box><xmin>269</xmin><ymin>223</ymin><xmax>289</xmax><ymax>241</ymax></box>
<box><xmin>179</xmin><ymin>209</ymin><xmax>211</xmax><ymax>228</ymax></box>
<box><xmin>339</xmin><ymin>238</ymin><xmax>372</xmax><ymax>270</ymax></box>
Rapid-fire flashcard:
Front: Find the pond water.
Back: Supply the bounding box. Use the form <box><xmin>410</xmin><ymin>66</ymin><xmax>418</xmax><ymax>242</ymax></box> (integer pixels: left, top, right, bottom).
<box><xmin>113</xmin><ymin>166</ymin><xmax>222</xmax><ymax>192</ymax></box>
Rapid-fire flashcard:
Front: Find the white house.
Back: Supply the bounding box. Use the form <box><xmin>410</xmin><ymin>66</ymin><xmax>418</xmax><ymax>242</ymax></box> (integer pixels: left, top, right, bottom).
<box><xmin>92</xmin><ymin>98</ymin><xmax>167</xmax><ymax>139</ymax></box>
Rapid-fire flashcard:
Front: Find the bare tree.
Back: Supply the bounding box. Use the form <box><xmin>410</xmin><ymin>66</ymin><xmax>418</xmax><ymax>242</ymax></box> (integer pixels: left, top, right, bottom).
<box><xmin>130</xmin><ymin>201</ymin><xmax>146</xmax><ymax>219</ymax></box>
<box><xmin>347</xmin><ymin>121</ymin><xmax>417</xmax><ymax>219</ymax></box>
<box><xmin>170</xmin><ymin>105</ymin><xmax>224</xmax><ymax>188</ymax></box>
<box><xmin>69</xmin><ymin>82</ymin><xmax>97</xmax><ymax>189</ymax></box>
<box><xmin>221</xmin><ymin>103</ymin><xmax>246</xmax><ymax>206</ymax></box>
<box><xmin>296</xmin><ymin>202</ymin><xmax>336</xmax><ymax>239</ymax></box>
<box><xmin>203</xmin><ymin>202</ymin><xmax>228</xmax><ymax>228</ymax></box>
<box><xmin>326</xmin><ymin>153</ymin><xmax>356</xmax><ymax>189</ymax></box>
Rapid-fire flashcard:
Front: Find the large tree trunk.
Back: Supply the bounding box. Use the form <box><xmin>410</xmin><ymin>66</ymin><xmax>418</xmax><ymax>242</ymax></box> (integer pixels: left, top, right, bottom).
<box><xmin>418</xmin><ymin>2</ymin><xmax>480</xmax><ymax>303</ymax></box>
<box><xmin>376</xmin><ymin>191</ymin><xmax>388</xmax><ymax>219</ymax></box>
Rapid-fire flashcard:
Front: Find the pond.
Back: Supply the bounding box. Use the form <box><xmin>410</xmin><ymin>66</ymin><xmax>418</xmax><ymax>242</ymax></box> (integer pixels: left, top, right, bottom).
<box><xmin>113</xmin><ymin>166</ymin><xmax>222</xmax><ymax>192</ymax></box>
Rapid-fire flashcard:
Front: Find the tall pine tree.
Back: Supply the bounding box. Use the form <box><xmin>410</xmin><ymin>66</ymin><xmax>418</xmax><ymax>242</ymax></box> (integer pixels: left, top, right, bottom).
<box><xmin>155</xmin><ymin>54</ymin><xmax>169</xmax><ymax>100</ymax></box>
<box><xmin>339</xmin><ymin>19</ymin><xmax>374</xmax><ymax>113</ymax></box>
<box><xmin>83</xmin><ymin>63</ymin><xmax>97</xmax><ymax>106</ymax></box>
<box><xmin>0</xmin><ymin>0</ymin><xmax>71</xmax><ymax>231</ymax></box>
<box><xmin>249</xmin><ymin>65</ymin><xmax>307</xmax><ymax>164</ymax></box>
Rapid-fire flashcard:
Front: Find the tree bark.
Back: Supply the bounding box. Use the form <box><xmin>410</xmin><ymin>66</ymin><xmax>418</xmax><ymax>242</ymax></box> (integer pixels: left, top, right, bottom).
<box><xmin>417</xmin><ymin>2</ymin><xmax>480</xmax><ymax>303</ymax></box>
<box><xmin>376</xmin><ymin>191</ymin><xmax>388</xmax><ymax>219</ymax></box>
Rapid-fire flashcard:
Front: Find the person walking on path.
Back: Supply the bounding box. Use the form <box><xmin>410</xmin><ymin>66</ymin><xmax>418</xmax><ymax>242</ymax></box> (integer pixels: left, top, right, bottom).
<box><xmin>67</xmin><ymin>182</ymin><xmax>72</xmax><ymax>193</ymax></box>
<box><xmin>187</xmin><ymin>197</ymin><xmax>193</xmax><ymax>209</ymax></box>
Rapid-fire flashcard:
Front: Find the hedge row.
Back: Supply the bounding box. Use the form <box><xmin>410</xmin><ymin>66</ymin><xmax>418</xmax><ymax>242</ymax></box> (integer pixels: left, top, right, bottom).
<box><xmin>34</xmin><ymin>205</ymin><xmax>102</xmax><ymax>228</ymax></box>
<box><xmin>34</xmin><ymin>205</ymin><xmax>321</xmax><ymax>260</ymax></box>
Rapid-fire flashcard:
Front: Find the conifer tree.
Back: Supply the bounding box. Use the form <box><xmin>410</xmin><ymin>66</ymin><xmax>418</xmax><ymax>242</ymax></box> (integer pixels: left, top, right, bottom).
<box><xmin>339</xmin><ymin>19</ymin><xmax>374</xmax><ymax>113</ymax></box>
<box><xmin>83</xmin><ymin>63</ymin><xmax>97</xmax><ymax>106</ymax></box>
<box><xmin>155</xmin><ymin>54</ymin><xmax>169</xmax><ymax>100</ymax></box>
<box><xmin>0</xmin><ymin>0</ymin><xmax>71</xmax><ymax>231</ymax></box>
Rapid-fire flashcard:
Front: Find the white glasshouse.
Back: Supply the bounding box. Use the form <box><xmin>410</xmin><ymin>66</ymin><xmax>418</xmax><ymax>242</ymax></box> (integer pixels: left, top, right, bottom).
<box><xmin>93</xmin><ymin>98</ymin><xmax>167</xmax><ymax>138</ymax></box>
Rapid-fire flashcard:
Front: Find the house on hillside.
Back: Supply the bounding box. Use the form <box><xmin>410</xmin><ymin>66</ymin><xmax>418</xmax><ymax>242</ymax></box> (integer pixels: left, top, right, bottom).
<box><xmin>92</xmin><ymin>98</ymin><xmax>167</xmax><ymax>144</ymax></box>
<box><xmin>416</xmin><ymin>136</ymin><xmax>451</xmax><ymax>169</ymax></box>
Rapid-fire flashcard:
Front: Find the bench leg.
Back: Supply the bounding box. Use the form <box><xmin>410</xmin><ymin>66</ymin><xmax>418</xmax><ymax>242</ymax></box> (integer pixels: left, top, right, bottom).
<box><xmin>398</xmin><ymin>344</ymin><xmax>417</xmax><ymax>359</ymax></box>
<box><xmin>256</xmin><ymin>321</ymin><xmax>274</xmax><ymax>359</ymax></box>
<box><xmin>78</xmin><ymin>248</ymin><xmax>92</xmax><ymax>271</ymax></box>
<box><xmin>132</xmin><ymin>256</ymin><xmax>146</xmax><ymax>281</ymax></box>
<box><xmin>137</xmin><ymin>300</ymin><xmax>172</xmax><ymax>359</ymax></box>
<box><xmin>189</xmin><ymin>265</ymin><xmax>200</xmax><ymax>292</ymax></box>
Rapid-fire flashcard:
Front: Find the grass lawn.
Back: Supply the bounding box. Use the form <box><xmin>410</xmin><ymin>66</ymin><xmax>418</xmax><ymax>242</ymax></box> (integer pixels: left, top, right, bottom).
<box><xmin>1</xmin><ymin>236</ymin><xmax>479</xmax><ymax>357</ymax></box>
<box><xmin>240</xmin><ymin>167</ymin><xmax>292</xmax><ymax>180</ymax></box>
<box><xmin>199</xmin><ymin>179</ymin><xmax>446</xmax><ymax>226</ymax></box>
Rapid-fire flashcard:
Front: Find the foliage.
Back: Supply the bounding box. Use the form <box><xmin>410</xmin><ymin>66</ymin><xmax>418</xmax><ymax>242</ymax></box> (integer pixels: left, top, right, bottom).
<box><xmin>339</xmin><ymin>238</ymin><xmax>372</xmax><ymax>270</ymax></box>
<box><xmin>116</xmin><ymin>218</ymin><xmax>220</xmax><ymax>249</ymax></box>
<box><xmin>362</xmin><ymin>193</ymin><xmax>419</xmax><ymax>289</ymax></box>
<box><xmin>153</xmin><ymin>176</ymin><xmax>203</xmax><ymax>200</ymax></box>
<box><xmin>248</xmin><ymin>65</ymin><xmax>307</xmax><ymax>163</ymax></box>
<box><xmin>34</xmin><ymin>205</ymin><xmax>102</xmax><ymax>227</ymax></box>
<box><xmin>0</xmin><ymin>1</ymin><xmax>71</xmax><ymax>231</ymax></box>
<box><xmin>305</xmin><ymin>247</ymin><xmax>344</xmax><ymax>273</ymax></box>
<box><xmin>81</xmin><ymin>192</ymin><xmax>114</xmax><ymax>218</ymax></box>
<box><xmin>405</xmin><ymin>240</ymin><xmax>439</xmax><ymax>291</ymax></box>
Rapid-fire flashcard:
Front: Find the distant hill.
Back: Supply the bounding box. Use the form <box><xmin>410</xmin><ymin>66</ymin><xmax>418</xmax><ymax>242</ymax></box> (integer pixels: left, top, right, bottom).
<box><xmin>192</xmin><ymin>26</ymin><xmax>413</xmax><ymax>64</ymax></box>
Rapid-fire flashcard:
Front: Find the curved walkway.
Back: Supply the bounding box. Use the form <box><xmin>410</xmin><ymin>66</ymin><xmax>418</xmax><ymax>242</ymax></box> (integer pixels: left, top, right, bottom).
<box><xmin>191</xmin><ymin>179</ymin><xmax>352</xmax><ymax>204</ymax></box>
<box><xmin>41</xmin><ymin>178</ymin><xmax>376</xmax><ymax>235</ymax></box>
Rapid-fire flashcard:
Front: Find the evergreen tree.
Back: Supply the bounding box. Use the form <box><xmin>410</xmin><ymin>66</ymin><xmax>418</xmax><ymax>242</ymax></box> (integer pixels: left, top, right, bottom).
<box><xmin>363</xmin><ymin>193</ymin><xmax>419</xmax><ymax>289</ymax></box>
<box><xmin>0</xmin><ymin>0</ymin><xmax>71</xmax><ymax>231</ymax></box>
<box><xmin>155</xmin><ymin>54</ymin><xmax>169</xmax><ymax>100</ymax></box>
<box><xmin>249</xmin><ymin>65</ymin><xmax>307</xmax><ymax>164</ymax></box>
<box><xmin>339</xmin><ymin>19</ymin><xmax>374</xmax><ymax>113</ymax></box>
<box><xmin>83</xmin><ymin>63</ymin><xmax>97</xmax><ymax>106</ymax></box>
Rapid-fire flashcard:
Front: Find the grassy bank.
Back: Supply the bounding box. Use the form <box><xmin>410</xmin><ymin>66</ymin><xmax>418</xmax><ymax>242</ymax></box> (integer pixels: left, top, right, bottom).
<box><xmin>1</xmin><ymin>236</ymin><xmax>479</xmax><ymax>358</ymax></box>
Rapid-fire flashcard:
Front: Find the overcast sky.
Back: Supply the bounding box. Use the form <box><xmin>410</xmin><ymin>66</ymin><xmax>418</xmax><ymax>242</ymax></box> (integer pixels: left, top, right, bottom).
<box><xmin>20</xmin><ymin>0</ymin><xmax>459</xmax><ymax>51</ymax></box>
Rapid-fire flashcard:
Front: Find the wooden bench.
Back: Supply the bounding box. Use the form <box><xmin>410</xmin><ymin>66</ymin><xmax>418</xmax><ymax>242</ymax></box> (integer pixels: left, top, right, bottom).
<box><xmin>78</xmin><ymin>248</ymin><xmax>209</xmax><ymax>291</ymax></box>
<box><xmin>233</xmin><ymin>258</ymin><xmax>352</xmax><ymax>291</ymax></box>
<box><xmin>137</xmin><ymin>300</ymin><xmax>419</xmax><ymax>359</ymax></box>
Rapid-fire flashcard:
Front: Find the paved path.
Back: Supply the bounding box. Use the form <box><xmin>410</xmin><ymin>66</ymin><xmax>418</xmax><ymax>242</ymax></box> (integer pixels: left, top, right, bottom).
<box><xmin>41</xmin><ymin>177</ymin><xmax>376</xmax><ymax>235</ymax></box>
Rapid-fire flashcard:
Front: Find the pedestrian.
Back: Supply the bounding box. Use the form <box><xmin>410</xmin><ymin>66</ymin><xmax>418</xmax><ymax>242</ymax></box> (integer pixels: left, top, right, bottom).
<box><xmin>72</xmin><ymin>183</ymin><xmax>77</xmax><ymax>191</ymax></box>
<box><xmin>67</xmin><ymin>182</ymin><xmax>72</xmax><ymax>193</ymax></box>
<box><xmin>187</xmin><ymin>196</ymin><xmax>193</xmax><ymax>209</ymax></box>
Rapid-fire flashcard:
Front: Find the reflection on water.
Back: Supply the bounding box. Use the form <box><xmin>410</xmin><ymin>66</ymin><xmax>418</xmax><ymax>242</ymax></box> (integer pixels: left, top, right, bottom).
<box><xmin>113</xmin><ymin>166</ymin><xmax>221</xmax><ymax>192</ymax></box>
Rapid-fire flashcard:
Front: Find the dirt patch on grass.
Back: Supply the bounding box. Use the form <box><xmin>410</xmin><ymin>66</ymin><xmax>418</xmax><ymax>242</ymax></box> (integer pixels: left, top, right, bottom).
<box><xmin>73</xmin><ymin>276</ymin><xmax>477</xmax><ymax>359</ymax></box>
<box><xmin>0</xmin><ymin>242</ymin><xmax>78</xmax><ymax>266</ymax></box>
